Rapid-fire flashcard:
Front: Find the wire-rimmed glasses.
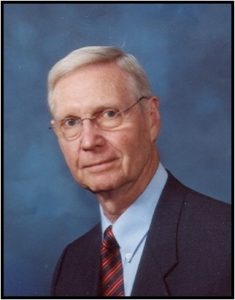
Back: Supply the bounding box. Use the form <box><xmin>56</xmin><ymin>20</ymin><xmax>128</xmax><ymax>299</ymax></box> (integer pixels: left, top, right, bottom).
<box><xmin>50</xmin><ymin>96</ymin><xmax>148</xmax><ymax>141</ymax></box>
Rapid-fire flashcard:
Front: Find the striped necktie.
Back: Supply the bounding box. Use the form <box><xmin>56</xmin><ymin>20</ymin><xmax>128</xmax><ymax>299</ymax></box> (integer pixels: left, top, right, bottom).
<box><xmin>100</xmin><ymin>225</ymin><xmax>125</xmax><ymax>296</ymax></box>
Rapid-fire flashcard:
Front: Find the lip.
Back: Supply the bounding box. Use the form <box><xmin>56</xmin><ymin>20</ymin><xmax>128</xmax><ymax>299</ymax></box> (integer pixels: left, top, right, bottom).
<box><xmin>82</xmin><ymin>159</ymin><xmax>118</xmax><ymax>172</ymax></box>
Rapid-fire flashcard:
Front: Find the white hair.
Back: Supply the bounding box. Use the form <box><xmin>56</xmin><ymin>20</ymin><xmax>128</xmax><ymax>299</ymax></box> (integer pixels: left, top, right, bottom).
<box><xmin>47</xmin><ymin>46</ymin><xmax>152</xmax><ymax>113</ymax></box>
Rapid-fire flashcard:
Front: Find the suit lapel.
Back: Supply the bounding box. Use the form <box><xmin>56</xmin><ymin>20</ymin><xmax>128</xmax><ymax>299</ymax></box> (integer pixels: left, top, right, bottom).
<box><xmin>75</xmin><ymin>224</ymin><xmax>102</xmax><ymax>296</ymax></box>
<box><xmin>84</xmin><ymin>229</ymin><xmax>101</xmax><ymax>296</ymax></box>
<box><xmin>132</xmin><ymin>172</ymin><xmax>186</xmax><ymax>296</ymax></box>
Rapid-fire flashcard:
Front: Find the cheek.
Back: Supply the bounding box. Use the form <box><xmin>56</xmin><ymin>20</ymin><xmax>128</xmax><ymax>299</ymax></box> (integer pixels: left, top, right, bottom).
<box><xmin>110</xmin><ymin>126</ymin><xmax>152</xmax><ymax>171</ymax></box>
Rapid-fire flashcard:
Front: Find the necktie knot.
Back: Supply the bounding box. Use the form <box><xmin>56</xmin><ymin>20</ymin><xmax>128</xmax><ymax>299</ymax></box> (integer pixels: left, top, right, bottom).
<box><xmin>103</xmin><ymin>226</ymin><xmax>119</xmax><ymax>250</ymax></box>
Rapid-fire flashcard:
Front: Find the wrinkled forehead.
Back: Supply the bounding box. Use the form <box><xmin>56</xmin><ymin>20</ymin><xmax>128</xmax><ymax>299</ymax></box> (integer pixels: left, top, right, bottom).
<box><xmin>51</xmin><ymin>63</ymin><xmax>138</xmax><ymax>117</ymax></box>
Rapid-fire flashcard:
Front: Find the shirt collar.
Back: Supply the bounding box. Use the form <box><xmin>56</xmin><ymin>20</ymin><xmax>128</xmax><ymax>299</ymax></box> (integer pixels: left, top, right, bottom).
<box><xmin>100</xmin><ymin>162</ymin><xmax>168</xmax><ymax>261</ymax></box>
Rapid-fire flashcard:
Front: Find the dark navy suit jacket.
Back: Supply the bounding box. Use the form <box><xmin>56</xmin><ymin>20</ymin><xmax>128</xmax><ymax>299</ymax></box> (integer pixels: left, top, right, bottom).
<box><xmin>51</xmin><ymin>173</ymin><xmax>231</xmax><ymax>297</ymax></box>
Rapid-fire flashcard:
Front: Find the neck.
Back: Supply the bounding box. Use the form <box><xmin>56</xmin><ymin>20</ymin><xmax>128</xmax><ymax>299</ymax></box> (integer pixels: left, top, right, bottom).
<box><xmin>96</xmin><ymin>150</ymin><xmax>160</xmax><ymax>223</ymax></box>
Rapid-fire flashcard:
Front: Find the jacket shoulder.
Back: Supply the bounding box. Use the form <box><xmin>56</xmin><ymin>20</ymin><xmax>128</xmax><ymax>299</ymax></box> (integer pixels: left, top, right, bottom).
<box><xmin>68</xmin><ymin>223</ymin><xmax>101</xmax><ymax>250</ymax></box>
<box><xmin>166</xmin><ymin>171</ymin><xmax>230</xmax><ymax>221</ymax></box>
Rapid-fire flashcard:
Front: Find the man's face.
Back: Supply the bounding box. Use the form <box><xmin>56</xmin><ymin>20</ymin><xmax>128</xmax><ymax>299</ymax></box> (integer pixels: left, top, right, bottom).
<box><xmin>52</xmin><ymin>63</ymin><xmax>160</xmax><ymax>193</ymax></box>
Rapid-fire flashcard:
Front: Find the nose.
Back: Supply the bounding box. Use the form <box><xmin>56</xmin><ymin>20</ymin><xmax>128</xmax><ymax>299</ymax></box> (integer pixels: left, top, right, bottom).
<box><xmin>79</xmin><ymin>119</ymin><xmax>106</xmax><ymax>150</ymax></box>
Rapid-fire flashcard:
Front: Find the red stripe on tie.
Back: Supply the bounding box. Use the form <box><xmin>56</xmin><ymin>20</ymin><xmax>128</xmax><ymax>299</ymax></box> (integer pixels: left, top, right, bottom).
<box><xmin>99</xmin><ymin>226</ymin><xmax>125</xmax><ymax>296</ymax></box>
<box><xmin>101</xmin><ymin>252</ymin><xmax>115</xmax><ymax>268</ymax></box>
<box><xmin>103</xmin><ymin>261</ymin><xmax>122</xmax><ymax>283</ymax></box>
<box><xmin>106</xmin><ymin>276</ymin><xmax>124</xmax><ymax>296</ymax></box>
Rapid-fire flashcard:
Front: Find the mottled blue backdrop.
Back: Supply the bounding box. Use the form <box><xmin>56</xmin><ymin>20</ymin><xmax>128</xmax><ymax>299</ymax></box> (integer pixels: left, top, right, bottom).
<box><xmin>4</xmin><ymin>3</ymin><xmax>231</xmax><ymax>297</ymax></box>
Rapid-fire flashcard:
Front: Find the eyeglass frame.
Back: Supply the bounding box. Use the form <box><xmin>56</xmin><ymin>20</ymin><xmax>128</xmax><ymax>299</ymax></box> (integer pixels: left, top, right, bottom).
<box><xmin>50</xmin><ymin>95</ymin><xmax>149</xmax><ymax>141</ymax></box>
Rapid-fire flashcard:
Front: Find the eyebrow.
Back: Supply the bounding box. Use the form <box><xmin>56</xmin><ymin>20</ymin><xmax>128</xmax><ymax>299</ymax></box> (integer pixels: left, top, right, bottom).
<box><xmin>58</xmin><ymin>103</ymin><xmax>121</xmax><ymax>120</ymax></box>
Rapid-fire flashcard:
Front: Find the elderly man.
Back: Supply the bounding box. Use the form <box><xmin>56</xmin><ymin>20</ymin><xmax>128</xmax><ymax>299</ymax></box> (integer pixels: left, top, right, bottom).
<box><xmin>48</xmin><ymin>46</ymin><xmax>231</xmax><ymax>297</ymax></box>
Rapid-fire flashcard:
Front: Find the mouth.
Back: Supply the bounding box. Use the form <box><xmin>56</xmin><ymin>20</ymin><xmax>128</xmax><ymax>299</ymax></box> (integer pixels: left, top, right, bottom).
<box><xmin>82</xmin><ymin>159</ymin><xmax>118</xmax><ymax>172</ymax></box>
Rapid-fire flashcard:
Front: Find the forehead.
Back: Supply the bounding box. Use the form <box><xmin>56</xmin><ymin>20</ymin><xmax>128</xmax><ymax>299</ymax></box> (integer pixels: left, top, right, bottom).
<box><xmin>52</xmin><ymin>63</ymin><xmax>136</xmax><ymax>117</ymax></box>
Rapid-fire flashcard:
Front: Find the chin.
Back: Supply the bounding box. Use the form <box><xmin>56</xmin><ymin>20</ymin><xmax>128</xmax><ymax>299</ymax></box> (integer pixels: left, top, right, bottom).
<box><xmin>77</xmin><ymin>176</ymin><xmax>125</xmax><ymax>193</ymax></box>
<box><xmin>84</xmin><ymin>182</ymin><xmax>119</xmax><ymax>193</ymax></box>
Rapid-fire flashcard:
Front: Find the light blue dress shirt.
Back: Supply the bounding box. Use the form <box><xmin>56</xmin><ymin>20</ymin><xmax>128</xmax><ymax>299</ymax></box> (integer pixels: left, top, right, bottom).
<box><xmin>100</xmin><ymin>163</ymin><xmax>168</xmax><ymax>296</ymax></box>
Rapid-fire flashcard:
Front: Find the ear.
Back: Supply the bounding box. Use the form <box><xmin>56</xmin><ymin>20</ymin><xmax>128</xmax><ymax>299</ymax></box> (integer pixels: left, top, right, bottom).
<box><xmin>147</xmin><ymin>96</ymin><xmax>161</xmax><ymax>142</ymax></box>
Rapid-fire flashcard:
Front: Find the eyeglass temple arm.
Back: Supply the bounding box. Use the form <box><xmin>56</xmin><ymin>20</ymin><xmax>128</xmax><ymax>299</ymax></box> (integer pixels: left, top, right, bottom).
<box><xmin>123</xmin><ymin>96</ymin><xmax>149</xmax><ymax>113</ymax></box>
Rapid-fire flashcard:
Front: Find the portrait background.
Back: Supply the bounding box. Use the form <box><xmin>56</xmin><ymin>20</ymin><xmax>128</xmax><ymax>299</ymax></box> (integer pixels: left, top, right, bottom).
<box><xmin>3</xmin><ymin>2</ymin><xmax>231</xmax><ymax>296</ymax></box>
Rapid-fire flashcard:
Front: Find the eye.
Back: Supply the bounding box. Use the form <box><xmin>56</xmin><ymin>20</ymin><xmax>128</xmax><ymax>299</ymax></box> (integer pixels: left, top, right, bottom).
<box><xmin>62</xmin><ymin>117</ymin><xmax>80</xmax><ymax>128</ymax></box>
<box><xmin>102</xmin><ymin>109</ymin><xmax>119</xmax><ymax>119</ymax></box>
